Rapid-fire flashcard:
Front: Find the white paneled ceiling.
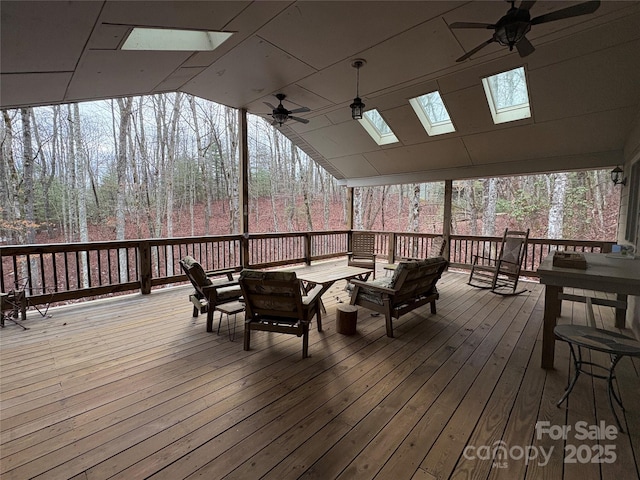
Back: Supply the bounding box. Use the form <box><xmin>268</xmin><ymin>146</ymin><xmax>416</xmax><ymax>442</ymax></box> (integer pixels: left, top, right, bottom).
<box><xmin>2</xmin><ymin>1</ymin><xmax>639</xmax><ymax>186</ymax></box>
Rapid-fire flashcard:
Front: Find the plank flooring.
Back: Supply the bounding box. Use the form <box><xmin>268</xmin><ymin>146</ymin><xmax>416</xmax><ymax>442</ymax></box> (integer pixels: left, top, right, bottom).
<box><xmin>1</xmin><ymin>261</ymin><xmax>639</xmax><ymax>479</ymax></box>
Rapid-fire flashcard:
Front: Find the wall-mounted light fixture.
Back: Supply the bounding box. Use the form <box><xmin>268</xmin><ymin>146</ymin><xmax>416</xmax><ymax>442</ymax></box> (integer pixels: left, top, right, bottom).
<box><xmin>611</xmin><ymin>166</ymin><xmax>626</xmax><ymax>186</ymax></box>
<box><xmin>350</xmin><ymin>59</ymin><xmax>366</xmax><ymax>120</ymax></box>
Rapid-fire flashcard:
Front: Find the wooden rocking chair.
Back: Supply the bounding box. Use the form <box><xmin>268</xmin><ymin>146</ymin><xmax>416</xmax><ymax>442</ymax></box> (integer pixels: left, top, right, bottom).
<box><xmin>468</xmin><ymin>228</ymin><xmax>529</xmax><ymax>295</ymax></box>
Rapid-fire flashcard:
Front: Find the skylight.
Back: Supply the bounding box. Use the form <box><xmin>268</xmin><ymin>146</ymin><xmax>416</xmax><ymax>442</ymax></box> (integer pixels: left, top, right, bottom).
<box><xmin>409</xmin><ymin>91</ymin><xmax>455</xmax><ymax>136</ymax></box>
<box><xmin>482</xmin><ymin>66</ymin><xmax>531</xmax><ymax>124</ymax></box>
<box><xmin>359</xmin><ymin>109</ymin><xmax>398</xmax><ymax>145</ymax></box>
<box><xmin>122</xmin><ymin>28</ymin><xmax>233</xmax><ymax>51</ymax></box>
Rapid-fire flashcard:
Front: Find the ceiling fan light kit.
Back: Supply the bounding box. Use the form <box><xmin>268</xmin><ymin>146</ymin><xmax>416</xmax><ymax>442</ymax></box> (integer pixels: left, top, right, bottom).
<box><xmin>495</xmin><ymin>19</ymin><xmax>531</xmax><ymax>50</ymax></box>
<box><xmin>264</xmin><ymin>93</ymin><xmax>310</xmax><ymax>127</ymax></box>
<box><xmin>350</xmin><ymin>59</ymin><xmax>366</xmax><ymax>120</ymax></box>
<box><xmin>451</xmin><ymin>0</ymin><xmax>601</xmax><ymax>62</ymax></box>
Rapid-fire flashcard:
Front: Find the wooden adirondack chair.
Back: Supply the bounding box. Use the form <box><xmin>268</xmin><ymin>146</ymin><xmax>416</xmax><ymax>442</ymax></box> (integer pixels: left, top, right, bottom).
<box><xmin>239</xmin><ymin>270</ymin><xmax>323</xmax><ymax>359</ymax></box>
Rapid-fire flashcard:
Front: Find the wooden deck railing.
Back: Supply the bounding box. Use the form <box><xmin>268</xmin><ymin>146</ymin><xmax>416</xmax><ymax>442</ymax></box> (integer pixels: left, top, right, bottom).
<box><xmin>1</xmin><ymin>230</ymin><xmax>613</xmax><ymax>307</ymax></box>
<box><xmin>447</xmin><ymin>235</ymin><xmax>613</xmax><ymax>276</ymax></box>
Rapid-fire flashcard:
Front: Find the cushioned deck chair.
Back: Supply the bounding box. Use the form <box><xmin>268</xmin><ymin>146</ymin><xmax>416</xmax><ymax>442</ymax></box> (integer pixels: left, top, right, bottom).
<box><xmin>347</xmin><ymin>232</ymin><xmax>376</xmax><ymax>279</ymax></box>
<box><xmin>179</xmin><ymin>256</ymin><xmax>242</xmax><ymax>332</ymax></box>
<box><xmin>239</xmin><ymin>270</ymin><xmax>323</xmax><ymax>359</ymax></box>
<box><xmin>384</xmin><ymin>236</ymin><xmax>446</xmax><ymax>273</ymax></box>
<box><xmin>468</xmin><ymin>228</ymin><xmax>529</xmax><ymax>295</ymax></box>
<box><xmin>350</xmin><ymin>257</ymin><xmax>448</xmax><ymax>337</ymax></box>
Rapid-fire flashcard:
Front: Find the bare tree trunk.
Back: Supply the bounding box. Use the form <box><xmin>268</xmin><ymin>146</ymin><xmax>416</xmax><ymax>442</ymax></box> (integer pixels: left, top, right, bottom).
<box><xmin>72</xmin><ymin>104</ymin><xmax>89</xmax><ymax>287</ymax></box>
<box><xmin>287</xmin><ymin>137</ymin><xmax>296</xmax><ymax>231</ymax></box>
<box><xmin>21</xmin><ymin>108</ymin><xmax>36</xmax><ymax>245</ymax></box>
<box><xmin>408</xmin><ymin>184</ymin><xmax>420</xmax><ymax>256</ymax></box>
<box><xmin>464</xmin><ymin>180</ymin><xmax>478</xmax><ymax>235</ymax></box>
<box><xmin>1</xmin><ymin>111</ymin><xmax>23</xmax><ymax>245</ymax></box>
<box><xmin>548</xmin><ymin>172</ymin><xmax>568</xmax><ymax>239</ymax></box>
<box><xmin>115</xmin><ymin>97</ymin><xmax>133</xmax><ymax>280</ymax></box>
<box><xmin>312</xmin><ymin>162</ymin><xmax>330</xmax><ymax>230</ymax></box>
<box><xmin>591</xmin><ymin>170</ymin><xmax>605</xmax><ymax>232</ymax></box>
<box><xmin>226</xmin><ymin>108</ymin><xmax>240</xmax><ymax>234</ymax></box>
<box><xmin>266</xmin><ymin>127</ymin><xmax>280</xmax><ymax>231</ymax></box>
<box><xmin>295</xmin><ymin>145</ymin><xmax>313</xmax><ymax>231</ymax></box>
<box><xmin>483</xmin><ymin>178</ymin><xmax>497</xmax><ymax>236</ymax></box>
<box><xmin>30</xmin><ymin>107</ymin><xmax>57</xmax><ymax>236</ymax></box>
<box><xmin>189</xmin><ymin>96</ymin><xmax>212</xmax><ymax>234</ymax></box>
<box><xmin>66</xmin><ymin>105</ymin><xmax>78</xmax><ymax>242</ymax></box>
<box><xmin>363</xmin><ymin>187</ymin><xmax>383</xmax><ymax>230</ymax></box>
<box><xmin>131</xmin><ymin>97</ymin><xmax>157</xmax><ymax>238</ymax></box>
<box><xmin>380</xmin><ymin>185</ymin><xmax>388</xmax><ymax>230</ymax></box>
<box><xmin>354</xmin><ymin>187</ymin><xmax>363</xmax><ymax>230</ymax></box>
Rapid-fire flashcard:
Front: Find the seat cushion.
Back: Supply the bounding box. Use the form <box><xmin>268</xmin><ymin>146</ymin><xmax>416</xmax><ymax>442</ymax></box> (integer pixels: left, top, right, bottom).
<box><xmin>388</xmin><ymin>261</ymin><xmax>420</xmax><ymax>288</ymax></box>
<box><xmin>240</xmin><ymin>269</ymin><xmax>298</xmax><ymax>295</ymax></box>
<box><xmin>216</xmin><ymin>285</ymin><xmax>242</xmax><ymax>302</ymax></box>
<box><xmin>354</xmin><ymin>277</ymin><xmax>393</xmax><ymax>306</ymax></box>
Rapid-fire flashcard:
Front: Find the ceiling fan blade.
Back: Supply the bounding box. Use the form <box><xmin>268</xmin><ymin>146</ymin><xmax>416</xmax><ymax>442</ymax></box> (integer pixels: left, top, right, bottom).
<box><xmin>516</xmin><ymin>36</ymin><xmax>535</xmax><ymax>57</ymax></box>
<box><xmin>288</xmin><ymin>106</ymin><xmax>310</xmax><ymax>114</ymax></box>
<box><xmin>449</xmin><ymin>22</ymin><xmax>495</xmax><ymax>29</ymax></box>
<box><xmin>456</xmin><ymin>37</ymin><xmax>496</xmax><ymax>62</ymax></box>
<box><xmin>531</xmin><ymin>0</ymin><xmax>600</xmax><ymax>25</ymax></box>
<box><xmin>289</xmin><ymin>116</ymin><xmax>309</xmax><ymax>124</ymax></box>
<box><xmin>519</xmin><ymin>1</ymin><xmax>537</xmax><ymax>11</ymax></box>
<box><xmin>264</xmin><ymin>102</ymin><xmax>277</xmax><ymax>110</ymax></box>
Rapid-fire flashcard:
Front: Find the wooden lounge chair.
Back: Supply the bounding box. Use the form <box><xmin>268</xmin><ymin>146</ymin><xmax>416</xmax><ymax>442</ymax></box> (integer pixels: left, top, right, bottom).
<box><xmin>350</xmin><ymin>256</ymin><xmax>448</xmax><ymax>337</ymax></box>
<box><xmin>239</xmin><ymin>269</ymin><xmax>323</xmax><ymax>359</ymax></box>
<box><xmin>347</xmin><ymin>232</ymin><xmax>377</xmax><ymax>279</ymax></box>
<box><xmin>179</xmin><ymin>256</ymin><xmax>242</xmax><ymax>332</ymax></box>
<box><xmin>468</xmin><ymin>228</ymin><xmax>529</xmax><ymax>295</ymax></box>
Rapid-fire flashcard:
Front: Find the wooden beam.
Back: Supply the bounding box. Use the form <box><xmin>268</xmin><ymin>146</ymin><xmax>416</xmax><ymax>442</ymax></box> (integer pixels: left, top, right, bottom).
<box><xmin>346</xmin><ymin>186</ymin><xmax>354</xmax><ymax>230</ymax></box>
<box><xmin>239</xmin><ymin>109</ymin><xmax>249</xmax><ymax>267</ymax></box>
<box><xmin>443</xmin><ymin>180</ymin><xmax>452</xmax><ymax>261</ymax></box>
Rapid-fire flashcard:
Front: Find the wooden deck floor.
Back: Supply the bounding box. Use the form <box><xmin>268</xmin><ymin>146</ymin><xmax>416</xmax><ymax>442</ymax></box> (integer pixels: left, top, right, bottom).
<box><xmin>1</xmin><ymin>262</ymin><xmax>639</xmax><ymax>480</ymax></box>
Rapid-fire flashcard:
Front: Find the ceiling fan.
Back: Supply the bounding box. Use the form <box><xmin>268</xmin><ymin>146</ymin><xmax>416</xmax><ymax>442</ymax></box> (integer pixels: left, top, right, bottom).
<box><xmin>264</xmin><ymin>93</ymin><xmax>310</xmax><ymax>127</ymax></box>
<box><xmin>450</xmin><ymin>0</ymin><xmax>601</xmax><ymax>62</ymax></box>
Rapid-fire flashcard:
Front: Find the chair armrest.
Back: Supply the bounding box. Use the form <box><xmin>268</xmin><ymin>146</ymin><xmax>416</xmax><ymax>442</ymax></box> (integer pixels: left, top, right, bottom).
<box><xmin>348</xmin><ymin>253</ymin><xmax>377</xmax><ymax>260</ymax></box>
<box><xmin>302</xmin><ymin>284</ymin><xmax>323</xmax><ymax>306</ymax></box>
<box><xmin>210</xmin><ymin>279</ymin><xmax>240</xmax><ymax>288</ymax></box>
<box><xmin>206</xmin><ymin>268</ymin><xmax>237</xmax><ymax>281</ymax></box>
<box><xmin>350</xmin><ymin>279</ymin><xmax>395</xmax><ymax>295</ymax></box>
<box><xmin>201</xmin><ymin>282</ymin><xmax>241</xmax><ymax>294</ymax></box>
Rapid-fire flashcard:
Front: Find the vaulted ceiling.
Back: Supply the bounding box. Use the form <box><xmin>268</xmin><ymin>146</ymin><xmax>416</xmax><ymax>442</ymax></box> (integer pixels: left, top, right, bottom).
<box><xmin>2</xmin><ymin>1</ymin><xmax>639</xmax><ymax>186</ymax></box>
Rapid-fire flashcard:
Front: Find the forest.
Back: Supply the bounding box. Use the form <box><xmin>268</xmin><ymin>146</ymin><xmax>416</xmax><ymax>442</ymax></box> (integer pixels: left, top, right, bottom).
<box><xmin>1</xmin><ymin>92</ymin><xmax>620</xmax><ymax>247</ymax></box>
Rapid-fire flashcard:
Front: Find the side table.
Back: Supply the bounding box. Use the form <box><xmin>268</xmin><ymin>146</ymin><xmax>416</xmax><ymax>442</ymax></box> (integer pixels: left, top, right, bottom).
<box><xmin>215</xmin><ymin>300</ymin><xmax>245</xmax><ymax>341</ymax></box>
<box><xmin>336</xmin><ymin>305</ymin><xmax>358</xmax><ymax>335</ymax></box>
<box><xmin>554</xmin><ymin>324</ymin><xmax>640</xmax><ymax>432</ymax></box>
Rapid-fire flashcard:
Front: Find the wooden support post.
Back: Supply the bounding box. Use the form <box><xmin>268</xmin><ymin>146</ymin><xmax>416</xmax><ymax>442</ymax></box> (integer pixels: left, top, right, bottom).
<box><xmin>239</xmin><ymin>109</ymin><xmax>250</xmax><ymax>268</ymax></box>
<box><xmin>139</xmin><ymin>241</ymin><xmax>152</xmax><ymax>294</ymax></box>
<box><xmin>443</xmin><ymin>179</ymin><xmax>452</xmax><ymax>262</ymax></box>
<box><xmin>346</xmin><ymin>186</ymin><xmax>354</xmax><ymax>230</ymax></box>
<box><xmin>388</xmin><ymin>232</ymin><xmax>396</xmax><ymax>264</ymax></box>
<box><xmin>304</xmin><ymin>232</ymin><xmax>312</xmax><ymax>266</ymax></box>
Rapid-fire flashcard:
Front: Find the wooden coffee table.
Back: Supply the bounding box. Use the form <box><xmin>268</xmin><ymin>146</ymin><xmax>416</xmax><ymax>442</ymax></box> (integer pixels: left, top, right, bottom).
<box><xmin>295</xmin><ymin>265</ymin><xmax>373</xmax><ymax>330</ymax></box>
